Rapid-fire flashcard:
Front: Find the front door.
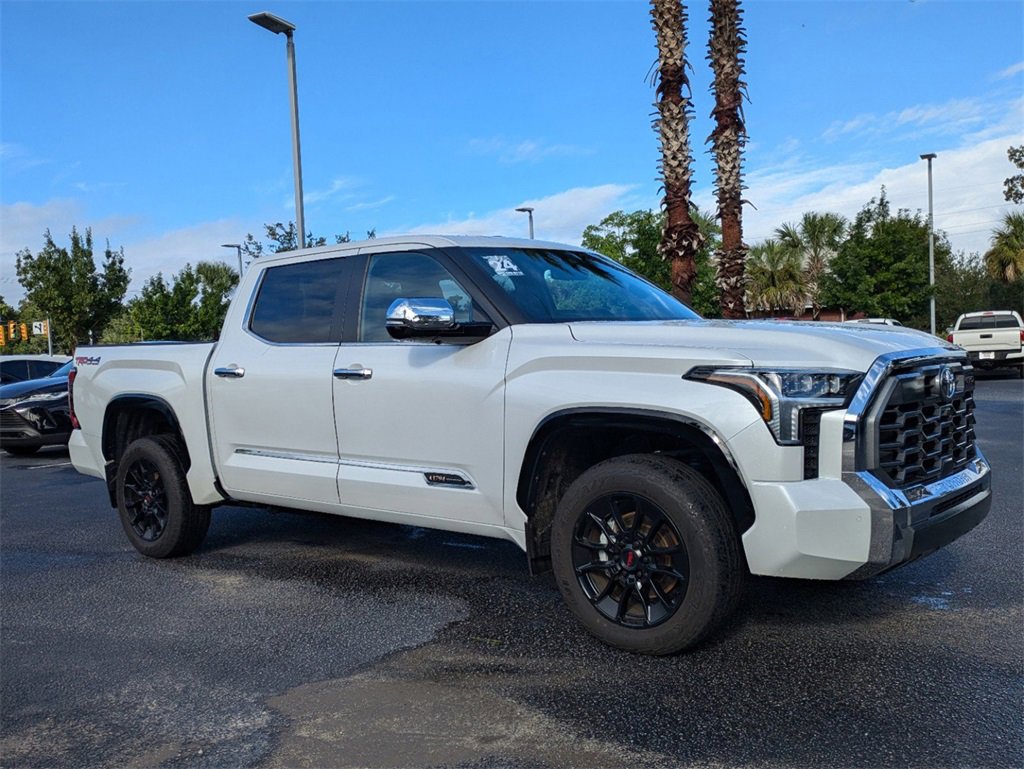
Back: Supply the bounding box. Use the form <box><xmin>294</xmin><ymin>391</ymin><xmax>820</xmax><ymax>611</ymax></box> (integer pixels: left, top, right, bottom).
<box><xmin>333</xmin><ymin>250</ymin><xmax>510</xmax><ymax>528</ymax></box>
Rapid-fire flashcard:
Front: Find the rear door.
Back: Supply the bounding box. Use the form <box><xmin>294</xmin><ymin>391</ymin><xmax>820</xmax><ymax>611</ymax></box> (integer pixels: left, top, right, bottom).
<box><xmin>207</xmin><ymin>253</ymin><xmax>355</xmax><ymax>507</ymax></box>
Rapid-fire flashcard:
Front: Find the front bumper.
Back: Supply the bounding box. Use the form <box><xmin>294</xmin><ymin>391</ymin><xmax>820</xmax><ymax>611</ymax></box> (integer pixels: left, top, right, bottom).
<box><xmin>740</xmin><ymin>454</ymin><xmax>991</xmax><ymax>580</ymax></box>
<box><xmin>740</xmin><ymin>347</ymin><xmax>992</xmax><ymax>580</ymax></box>
<box><xmin>0</xmin><ymin>406</ymin><xmax>71</xmax><ymax>448</ymax></box>
<box><xmin>841</xmin><ymin>455</ymin><xmax>990</xmax><ymax>579</ymax></box>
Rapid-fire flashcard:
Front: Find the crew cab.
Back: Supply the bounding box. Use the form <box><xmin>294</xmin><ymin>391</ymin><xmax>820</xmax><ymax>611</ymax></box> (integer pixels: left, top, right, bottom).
<box><xmin>68</xmin><ymin>236</ymin><xmax>992</xmax><ymax>654</ymax></box>
<box><xmin>948</xmin><ymin>310</ymin><xmax>1024</xmax><ymax>378</ymax></box>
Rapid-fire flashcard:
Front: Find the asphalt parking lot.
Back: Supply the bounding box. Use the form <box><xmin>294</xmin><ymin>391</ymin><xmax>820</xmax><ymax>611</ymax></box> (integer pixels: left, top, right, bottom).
<box><xmin>1</xmin><ymin>374</ymin><xmax>1021</xmax><ymax>769</ymax></box>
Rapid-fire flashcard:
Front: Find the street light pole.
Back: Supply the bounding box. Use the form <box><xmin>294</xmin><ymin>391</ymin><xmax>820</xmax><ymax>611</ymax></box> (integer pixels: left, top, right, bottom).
<box><xmin>515</xmin><ymin>207</ymin><xmax>535</xmax><ymax>239</ymax></box>
<box><xmin>920</xmin><ymin>153</ymin><xmax>937</xmax><ymax>336</ymax></box>
<box><xmin>221</xmin><ymin>243</ymin><xmax>244</xmax><ymax>276</ymax></box>
<box><xmin>249</xmin><ymin>11</ymin><xmax>306</xmax><ymax>249</ymax></box>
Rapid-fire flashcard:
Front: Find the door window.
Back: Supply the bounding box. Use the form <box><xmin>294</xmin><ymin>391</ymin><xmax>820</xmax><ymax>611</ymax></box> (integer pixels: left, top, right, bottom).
<box><xmin>358</xmin><ymin>252</ymin><xmax>488</xmax><ymax>342</ymax></box>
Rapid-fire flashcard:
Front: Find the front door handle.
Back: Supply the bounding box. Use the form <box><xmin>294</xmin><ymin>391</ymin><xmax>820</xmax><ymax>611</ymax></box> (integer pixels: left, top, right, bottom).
<box><xmin>214</xmin><ymin>366</ymin><xmax>246</xmax><ymax>379</ymax></box>
<box><xmin>334</xmin><ymin>367</ymin><xmax>373</xmax><ymax>380</ymax></box>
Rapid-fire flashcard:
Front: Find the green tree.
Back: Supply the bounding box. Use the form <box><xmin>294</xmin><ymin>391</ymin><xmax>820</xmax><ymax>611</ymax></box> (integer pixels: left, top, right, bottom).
<box><xmin>650</xmin><ymin>0</ymin><xmax>704</xmax><ymax>306</ymax></box>
<box><xmin>744</xmin><ymin>240</ymin><xmax>808</xmax><ymax>316</ymax></box>
<box><xmin>935</xmin><ymin>252</ymin><xmax>993</xmax><ymax>333</ymax></box>
<box><xmin>774</xmin><ymin>211</ymin><xmax>847</xmax><ymax>318</ymax></box>
<box><xmin>240</xmin><ymin>221</ymin><xmax>373</xmax><ymax>263</ymax></box>
<box><xmin>99</xmin><ymin>311</ymin><xmax>143</xmax><ymax>344</ymax></box>
<box><xmin>819</xmin><ymin>191</ymin><xmax>950</xmax><ymax>330</ymax></box>
<box><xmin>1004</xmin><ymin>145</ymin><xmax>1024</xmax><ymax>204</ymax></box>
<box><xmin>983</xmin><ymin>211</ymin><xmax>1024</xmax><ymax>283</ymax></box>
<box><xmin>708</xmin><ymin>0</ymin><xmax>749</xmax><ymax>319</ymax></box>
<box><xmin>582</xmin><ymin>208</ymin><xmax>722</xmax><ymax>316</ymax></box>
<box><xmin>130</xmin><ymin>261</ymin><xmax>239</xmax><ymax>341</ymax></box>
<box><xmin>15</xmin><ymin>227</ymin><xmax>130</xmax><ymax>353</ymax></box>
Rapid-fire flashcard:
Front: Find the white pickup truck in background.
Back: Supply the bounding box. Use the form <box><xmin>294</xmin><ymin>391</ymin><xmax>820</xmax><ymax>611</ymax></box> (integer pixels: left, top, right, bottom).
<box><xmin>67</xmin><ymin>235</ymin><xmax>992</xmax><ymax>654</ymax></box>
<box><xmin>948</xmin><ymin>310</ymin><xmax>1024</xmax><ymax>379</ymax></box>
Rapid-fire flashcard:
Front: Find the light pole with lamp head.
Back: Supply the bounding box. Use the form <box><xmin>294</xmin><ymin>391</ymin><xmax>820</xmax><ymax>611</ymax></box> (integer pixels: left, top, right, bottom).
<box><xmin>249</xmin><ymin>11</ymin><xmax>306</xmax><ymax>249</ymax></box>
<box><xmin>515</xmin><ymin>207</ymin><xmax>535</xmax><ymax>239</ymax></box>
<box><xmin>221</xmin><ymin>243</ymin><xmax>244</xmax><ymax>276</ymax></box>
<box><xmin>920</xmin><ymin>152</ymin><xmax>937</xmax><ymax>336</ymax></box>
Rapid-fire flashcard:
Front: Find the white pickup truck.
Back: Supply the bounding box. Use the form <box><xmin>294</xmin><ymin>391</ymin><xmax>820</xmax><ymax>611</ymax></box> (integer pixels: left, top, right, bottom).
<box><xmin>68</xmin><ymin>236</ymin><xmax>991</xmax><ymax>654</ymax></box>
<box><xmin>948</xmin><ymin>310</ymin><xmax>1024</xmax><ymax>378</ymax></box>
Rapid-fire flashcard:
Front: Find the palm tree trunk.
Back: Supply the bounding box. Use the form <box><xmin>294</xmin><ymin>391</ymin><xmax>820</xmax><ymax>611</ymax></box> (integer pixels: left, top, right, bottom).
<box><xmin>651</xmin><ymin>0</ymin><xmax>704</xmax><ymax>306</ymax></box>
<box><xmin>708</xmin><ymin>0</ymin><xmax>748</xmax><ymax>318</ymax></box>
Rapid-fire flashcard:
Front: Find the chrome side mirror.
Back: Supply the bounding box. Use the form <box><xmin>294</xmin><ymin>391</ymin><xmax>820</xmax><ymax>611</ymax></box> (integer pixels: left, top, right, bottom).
<box><xmin>385</xmin><ymin>298</ymin><xmax>456</xmax><ymax>338</ymax></box>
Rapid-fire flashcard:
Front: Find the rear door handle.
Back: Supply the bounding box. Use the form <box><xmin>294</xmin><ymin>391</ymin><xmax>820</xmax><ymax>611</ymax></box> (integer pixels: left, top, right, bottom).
<box><xmin>214</xmin><ymin>366</ymin><xmax>245</xmax><ymax>379</ymax></box>
<box><xmin>334</xmin><ymin>367</ymin><xmax>373</xmax><ymax>380</ymax></box>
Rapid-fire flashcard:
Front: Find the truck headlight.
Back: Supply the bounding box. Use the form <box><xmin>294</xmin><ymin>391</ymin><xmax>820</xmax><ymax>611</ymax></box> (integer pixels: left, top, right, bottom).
<box><xmin>685</xmin><ymin>367</ymin><xmax>863</xmax><ymax>445</ymax></box>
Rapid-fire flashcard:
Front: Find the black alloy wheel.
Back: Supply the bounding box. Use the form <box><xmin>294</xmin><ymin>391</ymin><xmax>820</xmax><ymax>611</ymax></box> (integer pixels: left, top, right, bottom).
<box><xmin>571</xmin><ymin>492</ymin><xmax>689</xmax><ymax>628</ymax></box>
<box><xmin>551</xmin><ymin>454</ymin><xmax>744</xmax><ymax>655</ymax></box>
<box><xmin>121</xmin><ymin>457</ymin><xmax>170</xmax><ymax>542</ymax></box>
<box><xmin>115</xmin><ymin>436</ymin><xmax>210</xmax><ymax>558</ymax></box>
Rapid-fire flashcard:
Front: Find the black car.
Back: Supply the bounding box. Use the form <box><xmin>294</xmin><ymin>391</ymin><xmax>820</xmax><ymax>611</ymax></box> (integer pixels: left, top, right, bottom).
<box><xmin>0</xmin><ymin>360</ymin><xmax>74</xmax><ymax>456</ymax></box>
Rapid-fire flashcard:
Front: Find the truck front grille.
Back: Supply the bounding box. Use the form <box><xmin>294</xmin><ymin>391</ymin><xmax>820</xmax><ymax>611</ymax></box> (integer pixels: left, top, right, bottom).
<box><xmin>875</xmin><ymin>363</ymin><xmax>976</xmax><ymax>487</ymax></box>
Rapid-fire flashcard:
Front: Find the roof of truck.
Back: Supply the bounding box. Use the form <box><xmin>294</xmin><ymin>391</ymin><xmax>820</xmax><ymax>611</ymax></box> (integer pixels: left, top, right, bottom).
<box><xmin>257</xmin><ymin>234</ymin><xmax>580</xmax><ymax>264</ymax></box>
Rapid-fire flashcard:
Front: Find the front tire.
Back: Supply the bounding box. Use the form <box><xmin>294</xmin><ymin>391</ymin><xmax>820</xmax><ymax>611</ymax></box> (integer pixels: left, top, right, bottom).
<box><xmin>550</xmin><ymin>454</ymin><xmax>744</xmax><ymax>655</ymax></box>
<box><xmin>115</xmin><ymin>437</ymin><xmax>210</xmax><ymax>558</ymax></box>
<box><xmin>3</xmin><ymin>444</ymin><xmax>41</xmax><ymax>456</ymax></box>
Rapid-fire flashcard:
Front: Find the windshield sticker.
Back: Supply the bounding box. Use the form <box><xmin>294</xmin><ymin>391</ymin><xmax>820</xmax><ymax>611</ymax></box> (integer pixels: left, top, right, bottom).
<box><xmin>483</xmin><ymin>254</ymin><xmax>524</xmax><ymax>277</ymax></box>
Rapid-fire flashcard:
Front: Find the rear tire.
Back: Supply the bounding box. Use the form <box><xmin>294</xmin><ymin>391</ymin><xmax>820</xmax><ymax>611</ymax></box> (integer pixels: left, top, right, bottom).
<box><xmin>550</xmin><ymin>454</ymin><xmax>744</xmax><ymax>655</ymax></box>
<box><xmin>115</xmin><ymin>437</ymin><xmax>210</xmax><ymax>558</ymax></box>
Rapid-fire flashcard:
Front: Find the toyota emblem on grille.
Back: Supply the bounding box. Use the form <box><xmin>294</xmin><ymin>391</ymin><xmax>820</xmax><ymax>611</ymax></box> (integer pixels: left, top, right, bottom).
<box><xmin>939</xmin><ymin>367</ymin><xmax>956</xmax><ymax>400</ymax></box>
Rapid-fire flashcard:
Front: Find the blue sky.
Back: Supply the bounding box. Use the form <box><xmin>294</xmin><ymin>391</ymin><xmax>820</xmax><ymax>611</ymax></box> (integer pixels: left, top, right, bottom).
<box><xmin>2</xmin><ymin>0</ymin><xmax>1022</xmax><ymax>303</ymax></box>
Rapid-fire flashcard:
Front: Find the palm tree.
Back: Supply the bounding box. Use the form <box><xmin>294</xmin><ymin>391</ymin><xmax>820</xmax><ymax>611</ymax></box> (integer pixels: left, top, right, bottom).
<box><xmin>744</xmin><ymin>240</ymin><xmax>808</xmax><ymax>316</ymax></box>
<box><xmin>984</xmin><ymin>211</ymin><xmax>1024</xmax><ymax>283</ymax></box>
<box><xmin>708</xmin><ymin>0</ymin><xmax>748</xmax><ymax>319</ymax></box>
<box><xmin>774</xmin><ymin>211</ymin><xmax>847</xmax><ymax>317</ymax></box>
<box><xmin>650</xmin><ymin>0</ymin><xmax>704</xmax><ymax>306</ymax></box>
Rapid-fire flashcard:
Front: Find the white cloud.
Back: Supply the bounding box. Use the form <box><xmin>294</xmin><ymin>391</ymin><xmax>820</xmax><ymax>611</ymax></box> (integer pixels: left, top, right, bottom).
<box><xmin>824</xmin><ymin>97</ymin><xmax>991</xmax><ymax>142</ymax></box>
<box><xmin>994</xmin><ymin>61</ymin><xmax>1024</xmax><ymax>80</ymax></box>
<box><xmin>119</xmin><ymin>219</ymin><xmax>252</xmax><ymax>297</ymax></box>
<box><xmin>0</xmin><ymin>201</ymin><xmax>251</xmax><ymax>304</ymax></box>
<box><xmin>0</xmin><ymin>200</ymin><xmax>137</xmax><ymax>302</ymax></box>
<box><xmin>0</xmin><ymin>143</ymin><xmax>49</xmax><ymax>175</ymax></box>
<box><xmin>740</xmin><ymin>134</ymin><xmax>1023</xmax><ymax>257</ymax></box>
<box><xmin>302</xmin><ymin>177</ymin><xmax>357</xmax><ymax>206</ymax></box>
<box><xmin>467</xmin><ymin>137</ymin><xmax>592</xmax><ymax>164</ymax></box>
<box><xmin>400</xmin><ymin>184</ymin><xmax>640</xmax><ymax>245</ymax></box>
<box><xmin>345</xmin><ymin>195</ymin><xmax>396</xmax><ymax>212</ymax></box>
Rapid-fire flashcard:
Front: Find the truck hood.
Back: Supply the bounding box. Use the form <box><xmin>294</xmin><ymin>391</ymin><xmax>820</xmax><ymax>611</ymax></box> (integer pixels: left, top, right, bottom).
<box><xmin>568</xmin><ymin>319</ymin><xmax>956</xmax><ymax>372</ymax></box>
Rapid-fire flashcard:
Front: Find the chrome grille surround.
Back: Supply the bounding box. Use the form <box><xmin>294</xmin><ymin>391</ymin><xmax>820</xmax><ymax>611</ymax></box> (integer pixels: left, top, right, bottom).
<box><xmin>843</xmin><ymin>348</ymin><xmax>986</xmax><ymax>496</ymax></box>
<box><xmin>839</xmin><ymin>347</ymin><xmax>991</xmax><ymax>577</ymax></box>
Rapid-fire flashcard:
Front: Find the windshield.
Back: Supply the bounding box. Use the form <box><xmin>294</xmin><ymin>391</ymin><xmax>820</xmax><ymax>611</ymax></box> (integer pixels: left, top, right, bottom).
<box><xmin>50</xmin><ymin>361</ymin><xmax>74</xmax><ymax>377</ymax></box>
<box><xmin>466</xmin><ymin>247</ymin><xmax>699</xmax><ymax>323</ymax></box>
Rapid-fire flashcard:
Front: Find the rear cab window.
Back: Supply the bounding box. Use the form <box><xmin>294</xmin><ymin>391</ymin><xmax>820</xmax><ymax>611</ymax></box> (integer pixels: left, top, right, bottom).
<box><xmin>249</xmin><ymin>258</ymin><xmax>347</xmax><ymax>343</ymax></box>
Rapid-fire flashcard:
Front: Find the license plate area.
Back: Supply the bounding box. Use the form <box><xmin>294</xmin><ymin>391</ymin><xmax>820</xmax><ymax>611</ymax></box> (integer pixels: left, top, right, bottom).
<box><xmin>979</xmin><ymin>351</ymin><xmax>995</xmax><ymax>360</ymax></box>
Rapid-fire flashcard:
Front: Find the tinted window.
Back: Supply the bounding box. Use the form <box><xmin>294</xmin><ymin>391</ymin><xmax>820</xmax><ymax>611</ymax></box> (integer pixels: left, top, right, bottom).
<box><xmin>359</xmin><ymin>252</ymin><xmax>488</xmax><ymax>342</ymax></box>
<box><xmin>0</xmin><ymin>360</ymin><xmax>30</xmax><ymax>383</ymax></box>
<box><xmin>250</xmin><ymin>258</ymin><xmax>345</xmax><ymax>343</ymax></box>
<box><xmin>28</xmin><ymin>361</ymin><xmax>61</xmax><ymax>379</ymax></box>
<box><xmin>466</xmin><ymin>247</ymin><xmax>699</xmax><ymax>322</ymax></box>
<box><xmin>958</xmin><ymin>315</ymin><xmax>1022</xmax><ymax>330</ymax></box>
